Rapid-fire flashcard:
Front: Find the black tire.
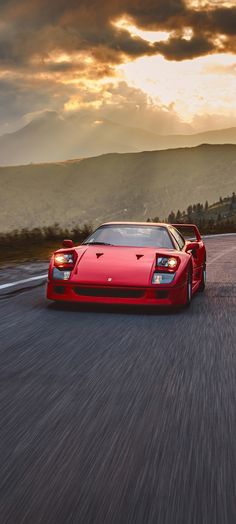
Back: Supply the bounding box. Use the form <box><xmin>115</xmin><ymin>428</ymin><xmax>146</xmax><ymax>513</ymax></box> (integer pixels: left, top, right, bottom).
<box><xmin>199</xmin><ymin>263</ymin><xmax>206</xmax><ymax>292</ymax></box>
<box><xmin>185</xmin><ymin>267</ymin><xmax>192</xmax><ymax>307</ymax></box>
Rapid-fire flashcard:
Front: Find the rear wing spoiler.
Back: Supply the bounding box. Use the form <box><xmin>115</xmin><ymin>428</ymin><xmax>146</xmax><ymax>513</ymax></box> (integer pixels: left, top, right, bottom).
<box><xmin>171</xmin><ymin>224</ymin><xmax>202</xmax><ymax>241</ymax></box>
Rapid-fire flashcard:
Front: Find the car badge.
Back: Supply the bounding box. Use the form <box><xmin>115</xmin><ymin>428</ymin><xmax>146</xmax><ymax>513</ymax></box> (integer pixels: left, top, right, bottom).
<box><xmin>107</xmin><ymin>277</ymin><xmax>112</xmax><ymax>282</ymax></box>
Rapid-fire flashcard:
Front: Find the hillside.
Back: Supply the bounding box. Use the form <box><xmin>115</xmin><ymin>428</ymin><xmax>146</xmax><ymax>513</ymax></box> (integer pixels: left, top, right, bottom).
<box><xmin>0</xmin><ymin>111</ymin><xmax>236</xmax><ymax>165</ymax></box>
<box><xmin>157</xmin><ymin>194</ymin><xmax>236</xmax><ymax>234</ymax></box>
<box><xmin>1</xmin><ymin>144</ymin><xmax>236</xmax><ymax>233</ymax></box>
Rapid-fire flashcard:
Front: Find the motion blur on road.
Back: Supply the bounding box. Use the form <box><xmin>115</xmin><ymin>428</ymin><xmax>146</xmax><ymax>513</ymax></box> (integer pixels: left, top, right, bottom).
<box><xmin>0</xmin><ymin>235</ymin><xmax>236</xmax><ymax>523</ymax></box>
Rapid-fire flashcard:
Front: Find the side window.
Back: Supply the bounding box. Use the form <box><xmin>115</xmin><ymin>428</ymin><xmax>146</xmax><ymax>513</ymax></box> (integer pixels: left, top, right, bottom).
<box><xmin>169</xmin><ymin>233</ymin><xmax>180</xmax><ymax>251</ymax></box>
<box><xmin>169</xmin><ymin>227</ymin><xmax>185</xmax><ymax>250</ymax></box>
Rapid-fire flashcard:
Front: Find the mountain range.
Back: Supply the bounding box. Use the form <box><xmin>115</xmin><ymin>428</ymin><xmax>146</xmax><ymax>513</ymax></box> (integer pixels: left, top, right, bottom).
<box><xmin>1</xmin><ymin>111</ymin><xmax>236</xmax><ymax>166</ymax></box>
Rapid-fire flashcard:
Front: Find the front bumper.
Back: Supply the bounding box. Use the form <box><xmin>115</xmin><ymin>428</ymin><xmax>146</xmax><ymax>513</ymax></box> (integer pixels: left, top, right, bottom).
<box><xmin>47</xmin><ymin>280</ymin><xmax>187</xmax><ymax>306</ymax></box>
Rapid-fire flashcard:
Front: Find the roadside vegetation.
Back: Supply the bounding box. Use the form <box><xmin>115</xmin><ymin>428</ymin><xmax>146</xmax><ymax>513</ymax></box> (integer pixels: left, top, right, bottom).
<box><xmin>0</xmin><ymin>224</ymin><xmax>93</xmax><ymax>266</ymax></box>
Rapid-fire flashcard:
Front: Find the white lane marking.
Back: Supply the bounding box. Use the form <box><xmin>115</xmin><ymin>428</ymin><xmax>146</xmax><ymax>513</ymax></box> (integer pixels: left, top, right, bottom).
<box><xmin>0</xmin><ymin>274</ymin><xmax>48</xmax><ymax>290</ymax></box>
<box><xmin>207</xmin><ymin>246</ymin><xmax>236</xmax><ymax>267</ymax></box>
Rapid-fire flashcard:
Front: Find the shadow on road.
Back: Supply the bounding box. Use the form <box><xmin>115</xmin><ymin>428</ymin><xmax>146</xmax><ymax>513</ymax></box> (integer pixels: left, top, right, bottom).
<box><xmin>46</xmin><ymin>300</ymin><xmax>190</xmax><ymax>317</ymax></box>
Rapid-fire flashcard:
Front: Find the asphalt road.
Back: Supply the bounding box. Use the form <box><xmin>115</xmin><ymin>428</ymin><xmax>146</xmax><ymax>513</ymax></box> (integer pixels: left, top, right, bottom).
<box><xmin>0</xmin><ymin>235</ymin><xmax>236</xmax><ymax>524</ymax></box>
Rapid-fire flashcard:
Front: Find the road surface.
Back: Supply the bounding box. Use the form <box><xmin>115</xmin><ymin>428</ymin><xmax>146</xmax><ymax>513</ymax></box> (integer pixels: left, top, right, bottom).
<box><xmin>0</xmin><ymin>235</ymin><xmax>236</xmax><ymax>523</ymax></box>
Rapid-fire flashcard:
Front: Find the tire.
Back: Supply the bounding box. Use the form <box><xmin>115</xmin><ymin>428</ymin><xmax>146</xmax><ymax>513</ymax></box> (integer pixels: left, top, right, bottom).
<box><xmin>185</xmin><ymin>268</ymin><xmax>192</xmax><ymax>307</ymax></box>
<box><xmin>199</xmin><ymin>263</ymin><xmax>206</xmax><ymax>292</ymax></box>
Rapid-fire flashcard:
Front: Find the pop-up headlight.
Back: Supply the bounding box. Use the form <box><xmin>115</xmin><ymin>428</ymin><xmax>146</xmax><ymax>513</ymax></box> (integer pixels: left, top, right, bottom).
<box><xmin>54</xmin><ymin>252</ymin><xmax>74</xmax><ymax>266</ymax></box>
<box><xmin>153</xmin><ymin>255</ymin><xmax>179</xmax><ymax>284</ymax></box>
<box><xmin>156</xmin><ymin>256</ymin><xmax>178</xmax><ymax>269</ymax></box>
<box><xmin>53</xmin><ymin>250</ymin><xmax>76</xmax><ymax>279</ymax></box>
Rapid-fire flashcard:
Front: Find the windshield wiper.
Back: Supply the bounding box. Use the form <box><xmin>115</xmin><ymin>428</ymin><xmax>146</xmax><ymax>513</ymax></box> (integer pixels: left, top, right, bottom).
<box><xmin>83</xmin><ymin>241</ymin><xmax>113</xmax><ymax>246</ymax></box>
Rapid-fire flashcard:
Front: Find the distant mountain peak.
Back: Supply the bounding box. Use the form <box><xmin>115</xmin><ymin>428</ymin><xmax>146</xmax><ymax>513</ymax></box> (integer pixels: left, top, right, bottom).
<box><xmin>0</xmin><ymin>112</ymin><xmax>236</xmax><ymax>166</ymax></box>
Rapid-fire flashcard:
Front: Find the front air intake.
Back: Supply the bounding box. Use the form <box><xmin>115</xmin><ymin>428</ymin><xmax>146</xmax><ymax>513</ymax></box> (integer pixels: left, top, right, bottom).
<box><xmin>73</xmin><ymin>287</ymin><xmax>145</xmax><ymax>298</ymax></box>
<box><xmin>53</xmin><ymin>286</ymin><xmax>65</xmax><ymax>294</ymax></box>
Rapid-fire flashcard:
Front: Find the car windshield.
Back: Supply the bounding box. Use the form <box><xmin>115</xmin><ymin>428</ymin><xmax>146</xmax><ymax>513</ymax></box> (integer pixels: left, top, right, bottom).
<box><xmin>83</xmin><ymin>225</ymin><xmax>174</xmax><ymax>249</ymax></box>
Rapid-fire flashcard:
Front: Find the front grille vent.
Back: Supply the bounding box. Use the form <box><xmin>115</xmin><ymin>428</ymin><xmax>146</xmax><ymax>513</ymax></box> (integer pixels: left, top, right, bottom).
<box><xmin>73</xmin><ymin>287</ymin><xmax>144</xmax><ymax>299</ymax></box>
<box><xmin>53</xmin><ymin>286</ymin><xmax>65</xmax><ymax>294</ymax></box>
<box><xmin>155</xmin><ymin>290</ymin><xmax>169</xmax><ymax>299</ymax></box>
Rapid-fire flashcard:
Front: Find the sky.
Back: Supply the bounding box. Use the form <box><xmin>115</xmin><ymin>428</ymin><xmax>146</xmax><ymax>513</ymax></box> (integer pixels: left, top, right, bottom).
<box><xmin>1</xmin><ymin>0</ymin><xmax>236</xmax><ymax>135</ymax></box>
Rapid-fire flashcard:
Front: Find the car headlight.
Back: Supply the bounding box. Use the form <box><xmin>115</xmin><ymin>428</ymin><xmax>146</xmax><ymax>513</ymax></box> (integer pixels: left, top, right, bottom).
<box><xmin>156</xmin><ymin>256</ymin><xmax>178</xmax><ymax>269</ymax></box>
<box><xmin>152</xmin><ymin>272</ymin><xmax>176</xmax><ymax>284</ymax></box>
<box><xmin>52</xmin><ymin>268</ymin><xmax>71</xmax><ymax>280</ymax></box>
<box><xmin>54</xmin><ymin>252</ymin><xmax>74</xmax><ymax>265</ymax></box>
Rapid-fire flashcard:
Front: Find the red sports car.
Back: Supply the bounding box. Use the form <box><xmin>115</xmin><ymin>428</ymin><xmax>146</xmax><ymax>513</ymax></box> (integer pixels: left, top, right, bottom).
<box><xmin>47</xmin><ymin>222</ymin><xmax>206</xmax><ymax>307</ymax></box>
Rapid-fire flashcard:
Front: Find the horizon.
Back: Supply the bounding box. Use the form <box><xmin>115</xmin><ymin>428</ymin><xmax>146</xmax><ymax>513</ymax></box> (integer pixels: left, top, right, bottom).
<box><xmin>2</xmin><ymin>110</ymin><xmax>236</xmax><ymax>140</ymax></box>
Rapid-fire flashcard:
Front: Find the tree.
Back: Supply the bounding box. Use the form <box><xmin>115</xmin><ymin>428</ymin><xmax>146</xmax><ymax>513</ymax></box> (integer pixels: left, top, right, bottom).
<box><xmin>204</xmin><ymin>200</ymin><xmax>209</xmax><ymax>211</ymax></box>
<box><xmin>187</xmin><ymin>205</ymin><xmax>193</xmax><ymax>218</ymax></box>
<box><xmin>168</xmin><ymin>211</ymin><xmax>176</xmax><ymax>223</ymax></box>
<box><xmin>176</xmin><ymin>210</ymin><xmax>182</xmax><ymax>221</ymax></box>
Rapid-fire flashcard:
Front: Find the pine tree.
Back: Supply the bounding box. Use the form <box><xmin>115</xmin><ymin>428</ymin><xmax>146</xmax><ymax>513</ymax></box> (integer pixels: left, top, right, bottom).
<box><xmin>187</xmin><ymin>205</ymin><xmax>193</xmax><ymax>217</ymax></box>
<box><xmin>196</xmin><ymin>203</ymin><xmax>202</xmax><ymax>214</ymax></box>
<box><xmin>168</xmin><ymin>211</ymin><xmax>176</xmax><ymax>223</ymax></box>
<box><xmin>176</xmin><ymin>210</ymin><xmax>182</xmax><ymax>221</ymax></box>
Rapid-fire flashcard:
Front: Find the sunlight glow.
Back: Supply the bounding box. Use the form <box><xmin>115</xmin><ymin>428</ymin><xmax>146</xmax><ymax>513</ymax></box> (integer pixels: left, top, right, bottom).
<box><xmin>119</xmin><ymin>53</ymin><xmax>236</xmax><ymax>123</ymax></box>
<box><xmin>187</xmin><ymin>0</ymin><xmax>234</xmax><ymax>7</ymax></box>
<box><xmin>113</xmin><ymin>17</ymin><xmax>170</xmax><ymax>43</ymax></box>
<box><xmin>54</xmin><ymin>53</ymin><xmax>71</xmax><ymax>63</ymax></box>
<box><xmin>182</xmin><ymin>28</ymin><xmax>194</xmax><ymax>41</ymax></box>
<box><xmin>64</xmin><ymin>98</ymin><xmax>103</xmax><ymax>111</ymax></box>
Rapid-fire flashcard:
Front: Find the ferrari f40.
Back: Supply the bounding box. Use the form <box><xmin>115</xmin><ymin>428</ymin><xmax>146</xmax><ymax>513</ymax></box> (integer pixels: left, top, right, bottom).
<box><xmin>47</xmin><ymin>222</ymin><xmax>206</xmax><ymax>307</ymax></box>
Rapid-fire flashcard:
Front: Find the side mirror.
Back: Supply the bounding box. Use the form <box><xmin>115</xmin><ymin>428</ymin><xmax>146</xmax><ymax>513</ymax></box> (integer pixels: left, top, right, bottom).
<box><xmin>186</xmin><ymin>241</ymin><xmax>199</xmax><ymax>258</ymax></box>
<box><xmin>62</xmin><ymin>239</ymin><xmax>74</xmax><ymax>248</ymax></box>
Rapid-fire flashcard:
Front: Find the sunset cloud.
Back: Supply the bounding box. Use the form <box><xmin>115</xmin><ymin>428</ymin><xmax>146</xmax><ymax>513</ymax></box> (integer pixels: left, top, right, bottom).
<box><xmin>0</xmin><ymin>0</ymin><xmax>236</xmax><ymax>133</ymax></box>
<box><xmin>1</xmin><ymin>0</ymin><xmax>236</xmax><ymax>67</ymax></box>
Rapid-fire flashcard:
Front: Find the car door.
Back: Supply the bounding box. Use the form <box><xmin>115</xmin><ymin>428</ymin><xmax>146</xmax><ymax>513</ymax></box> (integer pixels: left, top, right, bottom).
<box><xmin>169</xmin><ymin>225</ymin><xmax>199</xmax><ymax>287</ymax></box>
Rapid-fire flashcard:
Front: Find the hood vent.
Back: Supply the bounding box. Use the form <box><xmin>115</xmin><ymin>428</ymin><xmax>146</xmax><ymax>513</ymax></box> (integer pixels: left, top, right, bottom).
<box><xmin>136</xmin><ymin>254</ymin><xmax>144</xmax><ymax>260</ymax></box>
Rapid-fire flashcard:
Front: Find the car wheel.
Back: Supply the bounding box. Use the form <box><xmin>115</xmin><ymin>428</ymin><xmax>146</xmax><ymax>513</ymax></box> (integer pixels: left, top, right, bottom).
<box><xmin>199</xmin><ymin>263</ymin><xmax>206</xmax><ymax>292</ymax></box>
<box><xmin>185</xmin><ymin>268</ymin><xmax>192</xmax><ymax>307</ymax></box>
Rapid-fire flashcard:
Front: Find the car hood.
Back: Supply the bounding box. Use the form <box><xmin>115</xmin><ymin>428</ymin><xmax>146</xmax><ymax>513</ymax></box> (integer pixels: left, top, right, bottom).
<box><xmin>72</xmin><ymin>245</ymin><xmax>177</xmax><ymax>286</ymax></box>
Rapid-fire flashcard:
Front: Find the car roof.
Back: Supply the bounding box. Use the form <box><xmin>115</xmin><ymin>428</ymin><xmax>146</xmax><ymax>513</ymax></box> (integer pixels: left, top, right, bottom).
<box><xmin>100</xmin><ymin>221</ymin><xmax>169</xmax><ymax>228</ymax></box>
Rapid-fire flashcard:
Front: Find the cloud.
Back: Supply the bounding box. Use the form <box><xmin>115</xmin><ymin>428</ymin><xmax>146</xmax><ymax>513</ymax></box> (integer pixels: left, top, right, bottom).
<box><xmin>204</xmin><ymin>61</ymin><xmax>236</xmax><ymax>75</ymax></box>
<box><xmin>1</xmin><ymin>0</ymin><xmax>236</xmax><ymax>133</ymax></box>
<box><xmin>0</xmin><ymin>79</ymin><xmax>191</xmax><ymax>135</ymax></box>
<box><xmin>0</xmin><ymin>76</ymin><xmax>76</xmax><ymax>132</ymax></box>
<box><xmin>1</xmin><ymin>0</ymin><xmax>236</xmax><ymax>69</ymax></box>
<box><xmin>124</xmin><ymin>0</ymin><xmax>187</xmax><ymax>29</ymax></box>
<box><xmin>191</xmin><ymin>111</ymin><xmax>236</xmax><ymax>131</ymax></box>
<box><xmin>91</xmin><ymin>81</ymin><xmax>192</xmax><ymax>134</ymax></box>
<box><xmin>155</xmin><ymin>34</ymin><xmax>215</xmax><ymax>60</ymax></box>
<box><xmin>201</xmin><ymin>6</ymin><xmax>236</xmax><ymax>36</ymax></box>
